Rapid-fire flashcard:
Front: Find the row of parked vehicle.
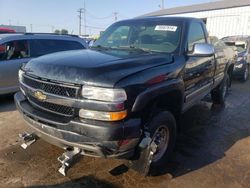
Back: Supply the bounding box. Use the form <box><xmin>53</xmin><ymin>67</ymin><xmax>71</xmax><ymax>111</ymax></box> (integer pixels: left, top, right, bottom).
<box><xmin>1</xmin><ymin>17</ymin><xmax>250</xmax><ymax>176</ymax></box>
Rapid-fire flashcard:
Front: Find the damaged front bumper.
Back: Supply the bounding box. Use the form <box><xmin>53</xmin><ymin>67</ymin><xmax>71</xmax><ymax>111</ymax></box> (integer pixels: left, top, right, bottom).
<box><xmin>15</xmin><ymin>92</ymin><xmax>141</xmax><ymax>159</ymax></box>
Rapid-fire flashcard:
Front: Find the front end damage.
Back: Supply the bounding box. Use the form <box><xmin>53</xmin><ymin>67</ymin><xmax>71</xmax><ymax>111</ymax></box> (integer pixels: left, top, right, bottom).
<box><xmin>15</xmin><ymin>91</ymin><xmax>141</xmax><ymax>155</ymax></box>
<box><xmin>15</xmin><ymin>91</ymin><xmax>144</xmax><ymax>175</ymax></box>
<box><xmin>15</xmin><ymin>71</ymin><xmax>159</xmax><ymax>176</ymax></box>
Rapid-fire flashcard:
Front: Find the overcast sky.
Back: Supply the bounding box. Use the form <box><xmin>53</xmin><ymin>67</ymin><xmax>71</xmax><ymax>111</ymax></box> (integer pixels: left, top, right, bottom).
<box><xmin>0</xmin><ymin>0</ymin><xmax>216</xmax><ymax>35</ymax></box>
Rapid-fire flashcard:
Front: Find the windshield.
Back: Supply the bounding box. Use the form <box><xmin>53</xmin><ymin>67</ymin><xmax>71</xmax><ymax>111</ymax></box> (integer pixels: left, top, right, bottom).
<box><xmin>93</xmin><ymin>20</ymin><xmax>182</xmax><ymax>53</ymax></box>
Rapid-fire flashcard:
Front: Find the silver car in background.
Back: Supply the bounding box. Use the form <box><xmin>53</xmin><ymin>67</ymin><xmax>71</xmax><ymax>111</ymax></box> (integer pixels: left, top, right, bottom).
<box><xmin>0</xmin><ymin>33</ymin><xmax>88</xmax><ymax>95</ymax></box>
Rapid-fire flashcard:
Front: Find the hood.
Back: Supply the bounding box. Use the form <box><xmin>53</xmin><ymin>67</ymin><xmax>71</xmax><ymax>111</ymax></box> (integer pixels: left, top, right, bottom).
<box><xmin>24</xmin><ymin>49</ymin><xmax>173</xmax><ymax>87</ymax></box>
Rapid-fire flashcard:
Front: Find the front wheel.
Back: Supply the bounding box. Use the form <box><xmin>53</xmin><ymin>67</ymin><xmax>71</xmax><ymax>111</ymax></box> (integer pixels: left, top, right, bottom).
<box><xmin>211</xmin><ymin>73</ymin><xmax>229</xmax><ymax>105</ymax></box>
<box><xmin>148</xmin><ymin>111</ymin><xmax>176</xmax><ymax>174</ymax></box>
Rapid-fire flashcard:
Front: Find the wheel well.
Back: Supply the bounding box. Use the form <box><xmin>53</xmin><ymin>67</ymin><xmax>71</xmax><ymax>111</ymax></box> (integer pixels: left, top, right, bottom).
<box><xmin>140</xmin><ymin>90</ymin><xmax>183</xmax><ymax>125</ymax></box>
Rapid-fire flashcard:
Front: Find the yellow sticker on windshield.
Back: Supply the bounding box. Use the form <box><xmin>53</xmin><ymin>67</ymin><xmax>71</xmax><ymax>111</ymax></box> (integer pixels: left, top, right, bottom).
<box><xmin>155</xmin><ymin>25</ymin><xmax>178</xmax><ymax>32</ymax></box>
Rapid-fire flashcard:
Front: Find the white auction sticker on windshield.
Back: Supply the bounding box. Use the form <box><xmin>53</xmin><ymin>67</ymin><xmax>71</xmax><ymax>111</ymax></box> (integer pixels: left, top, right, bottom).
<box><xmin>155</xmin><ymin>25</ymin><xmax>178</xmax><ymax>32</ymax></box>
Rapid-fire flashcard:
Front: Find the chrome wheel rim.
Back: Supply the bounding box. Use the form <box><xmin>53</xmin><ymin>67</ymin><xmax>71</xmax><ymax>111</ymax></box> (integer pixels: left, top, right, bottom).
<box><xmin>152</xmin><ymin>126</ymin><xmax>170</xmax><ymax>162</ymax></box>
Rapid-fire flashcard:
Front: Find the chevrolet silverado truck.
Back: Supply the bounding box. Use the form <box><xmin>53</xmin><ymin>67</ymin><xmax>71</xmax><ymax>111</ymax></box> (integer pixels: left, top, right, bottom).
<box><xmin>14</xmin><ymin>17</ymin><xmax>233</xmax><ymax>176</ymax></box>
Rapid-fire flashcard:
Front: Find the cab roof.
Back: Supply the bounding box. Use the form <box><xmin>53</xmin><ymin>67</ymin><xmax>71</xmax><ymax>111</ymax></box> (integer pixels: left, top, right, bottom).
<box><xmin>117</xmin><ymin>16</ymin><xmax>203</xmax><ymax>24</ymax></box>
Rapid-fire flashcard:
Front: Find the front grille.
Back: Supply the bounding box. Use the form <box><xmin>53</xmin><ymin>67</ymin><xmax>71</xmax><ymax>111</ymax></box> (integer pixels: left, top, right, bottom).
<box><xmin>22</xmin><ymin>74</ymin><xmax>79</xmax><ymax>117</ymax></box>
<box><xmin>28</xmin><ymin>95</ymin><xmax>75</xmax><ymax>116</ymax></box>
<box><xmin>23</xmin><ymin>75</ymin><xmax>78</xmax><ymax>98</ymax></box>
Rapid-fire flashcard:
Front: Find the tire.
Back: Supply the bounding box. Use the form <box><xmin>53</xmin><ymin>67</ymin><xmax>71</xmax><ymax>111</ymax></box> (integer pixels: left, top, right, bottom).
<box><xmin>148</xmin><ymin>111</ymin><xmax>176</xmax><ymax>173</ymax></box>
<box><xmin>228</xmin><ymin>67</ymin><xmax>233</xmax><ymax>88</ymax></box>
<box><xmin>242</xmin><ymin>64</ymin><xmax>249</xmax><ymax>82</ymax></box>
<box><xmin>211</xmin><ymin>73</ymin><xmax>229</xmax><ymax>105</ymax></box>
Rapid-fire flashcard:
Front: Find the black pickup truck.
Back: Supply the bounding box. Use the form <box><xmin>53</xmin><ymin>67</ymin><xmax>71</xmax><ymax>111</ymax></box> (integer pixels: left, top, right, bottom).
<box><xmin>15</xmin><ymin>17</ymin><xmax>233</xmax><ymax>175</ymax></box>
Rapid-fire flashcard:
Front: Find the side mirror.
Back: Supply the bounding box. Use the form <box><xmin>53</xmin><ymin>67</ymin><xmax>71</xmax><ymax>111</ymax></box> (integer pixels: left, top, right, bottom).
<box><xmin>188</xmin><ymin>43</ymin><xmax>215</xmax><ymax>57</ymax></box>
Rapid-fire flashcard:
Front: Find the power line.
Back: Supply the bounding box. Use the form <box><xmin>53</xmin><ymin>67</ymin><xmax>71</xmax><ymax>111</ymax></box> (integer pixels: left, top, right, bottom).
<box><xmin>85</xmin><ymin>10</ymin><xmax>113</xmax><ymax>20</ymax></box>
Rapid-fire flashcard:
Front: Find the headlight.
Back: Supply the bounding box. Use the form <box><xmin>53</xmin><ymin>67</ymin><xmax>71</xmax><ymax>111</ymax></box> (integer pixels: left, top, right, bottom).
<box><xmin>79</xmin><ymin>109</ymin><xmax>127</xmax><ymax>121</ymax></box>
<box><xmin>18</xmin><ymin>69</ymin><xmax>24</xmax><ymax>82</ymax></box>
<box><xmin>81</xmin><ymin>86</ymin><xmax>127</xmax><ymax>102</ymax></box>
<box><xmin>235</xmin><ymin>64</ymin><xmax>243</xmax><ymax>68</ymax></box>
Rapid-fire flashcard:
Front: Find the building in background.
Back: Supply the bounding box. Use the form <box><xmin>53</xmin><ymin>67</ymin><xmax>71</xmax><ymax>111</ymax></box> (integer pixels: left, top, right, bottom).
<box><xmin>0</xmin><ymin>25</ymin><xmax>26</xmax><ymax>33</ymax></box>
<box><xmin>143</xmin><ymin>0</ymin><xmax>250</xmax><ymax>39</ymax></box>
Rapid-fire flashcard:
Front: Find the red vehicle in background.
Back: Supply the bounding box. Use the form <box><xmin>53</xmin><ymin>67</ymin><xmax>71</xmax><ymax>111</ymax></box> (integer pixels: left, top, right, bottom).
<box><xmin>0</xmin><ymin>28</ymin><xmax>16</xmax><ymax>34</ymax></box>
<box><xmin>0</xmin><ymin>28</ymin><xmax>16</xmax><ymax>52</ymax></box>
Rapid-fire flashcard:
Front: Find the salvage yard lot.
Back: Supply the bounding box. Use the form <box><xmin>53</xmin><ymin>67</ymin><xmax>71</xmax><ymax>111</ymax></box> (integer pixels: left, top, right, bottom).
<box><xmin>0</xmin><ymin>80</ymin><xmax>250</xmax><ymax>188</ymax></box>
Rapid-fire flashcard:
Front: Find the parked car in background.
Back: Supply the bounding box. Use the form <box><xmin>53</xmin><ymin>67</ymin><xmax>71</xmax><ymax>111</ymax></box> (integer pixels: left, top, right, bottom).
<box><xmin>0</xmin><ymin>33</ymin><xmax>88</xmax><ymax>95</ymax></box>
<box><xmin>209</xmin><ymin>36</ymin><xmax>237</xmax><ymax>85</ymax></box>
<box><xmin>0</xmin><ymin>28</ymin><xmax>16</xmax><ymax>34</ymax></box>
<box><xmin>222</xmin><ymin>36</ymin><xmax>250</xmax><ymax>81</ymax></box>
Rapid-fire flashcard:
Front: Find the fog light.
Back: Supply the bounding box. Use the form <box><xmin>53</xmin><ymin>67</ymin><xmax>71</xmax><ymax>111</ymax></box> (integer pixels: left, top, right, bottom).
<box><xmin>79</xmin><ymin>109</ymin><xmax>127</xmax><ymax>121</ymax></box>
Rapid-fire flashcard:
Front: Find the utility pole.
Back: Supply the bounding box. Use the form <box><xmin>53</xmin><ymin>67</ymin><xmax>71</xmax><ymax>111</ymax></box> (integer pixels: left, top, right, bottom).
<box><xmin>113</xmin><ymin>12</ymin><xmax>118</xmax><ymax>22</ymax></box>
<box><xmin>83</xmin><ymin>0</ymin><xmax>86</xmax><ymax>35</ymax></box>
<box><xmin>78</xmin><ymin>8</ymin><xmax>83</xmax><ymax>36</ymax></box>
<box><xmin>161</xmin><ymin>0</ymin><xmax>165</xmax><ymax>9</ymax></box>
<box><xmin>78</xmin><ymin>0</ymin><xmax>87</xmax><ymax>36</ymax></box>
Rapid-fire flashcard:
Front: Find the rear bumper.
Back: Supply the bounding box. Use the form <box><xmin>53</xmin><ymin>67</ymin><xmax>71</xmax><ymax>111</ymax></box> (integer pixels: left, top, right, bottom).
<box><xmin>15</xmin><ymin>92</ymin><xmax>141</xmax><ymax>158</ymax></box>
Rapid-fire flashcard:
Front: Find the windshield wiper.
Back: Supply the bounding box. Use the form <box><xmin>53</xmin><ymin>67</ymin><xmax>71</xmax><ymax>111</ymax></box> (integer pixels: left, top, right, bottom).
<box><xmin>116</xmin><ymin>45</ymin><xmax>164</xmax><ymax>53</ymax></box>
<box><xmin>92</xmin><ymin>45</ymin><xmax>163</xmax><ymax>54</ymax></box>
<box><xmin>110</xmin><ymin>45</ymin><xmax>152</xmax><ymax>53</ymax></box>
<box><xmin>91</xmin><ymin>45</ymin><xmax>110</xmax><ymax>50</ymax></box>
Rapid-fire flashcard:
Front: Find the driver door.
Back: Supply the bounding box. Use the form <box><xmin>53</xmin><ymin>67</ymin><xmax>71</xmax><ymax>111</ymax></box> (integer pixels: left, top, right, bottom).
<box><xmin>183</xmin><ymin>22</ymin><xmax>215</xmax><ymax>108</ymax></box>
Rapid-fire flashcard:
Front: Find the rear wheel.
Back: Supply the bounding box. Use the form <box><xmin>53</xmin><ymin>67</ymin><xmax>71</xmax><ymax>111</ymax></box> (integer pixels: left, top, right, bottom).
<box><xmin>242</xmin><ymin>64</ymin><xmax>249</xmax><ymax>82</ymax></box>
<box><xmin>211</xmin><ymin>73</ymin><xmax>229</xmax><ymax>105</ymax></box>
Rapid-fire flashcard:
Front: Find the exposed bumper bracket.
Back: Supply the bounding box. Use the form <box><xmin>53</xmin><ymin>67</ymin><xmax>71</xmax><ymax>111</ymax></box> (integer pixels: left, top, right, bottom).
<box><xmin>57</xmin><ymin>148</ymin><xmax>82</xmax><ymax>176</ymax></box>
<box><xmin>127</xmin><ymin>132</ymin><xmax>158</xmax><ymax>176</ymax></box>
<box><xmin>19</xmin><ymin>132</ymin><xmax>38</xmax><ymax>149</ymax></box>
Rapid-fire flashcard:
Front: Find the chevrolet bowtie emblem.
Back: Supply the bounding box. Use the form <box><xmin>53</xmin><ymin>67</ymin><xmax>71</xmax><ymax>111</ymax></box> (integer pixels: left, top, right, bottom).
<box><xmin>34</xmin><ymin>91</ymin><xmax>47</xmax><ymax>101</ymax></box>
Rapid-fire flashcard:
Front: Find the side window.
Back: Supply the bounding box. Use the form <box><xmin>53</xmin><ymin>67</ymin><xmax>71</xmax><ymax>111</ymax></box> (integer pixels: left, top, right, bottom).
<box><xmin>0</xmin><ymin>40</ymin><xmax>30</xmax><ymax>61</ymax></box>
<box><xmin>188</xmin><ymin>22</ymin><xmax>206</xmax><ymax>51</ymax></box>
<box><xmin>30</xmin><ymin>39</ymin><xmax>85</xmax><ymax>57</ymax></box>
